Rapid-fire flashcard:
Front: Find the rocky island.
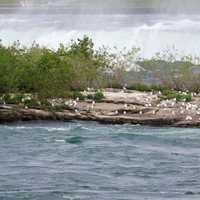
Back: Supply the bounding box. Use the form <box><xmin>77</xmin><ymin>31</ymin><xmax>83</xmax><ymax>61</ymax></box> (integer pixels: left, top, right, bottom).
<box><xmin>1</xmin><ymin>89</ymin><xmax>200</xmax><ymax>127</ymax></box>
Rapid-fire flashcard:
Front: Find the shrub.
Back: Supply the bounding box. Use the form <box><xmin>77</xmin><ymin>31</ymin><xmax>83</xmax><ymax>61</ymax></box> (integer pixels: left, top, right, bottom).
<box><xmin>94</xmin><ymin>91</ymin><xmax>104</xmax><ymax>101</ymax></box>
<box><xmin>2</xmin><ymin>93</ymin><xmax>23</xmax><ymax>104</ymax></box>
<box><xmin>71</xmin><ymin>91</ymin><xmax>85</xmax><ymax>100</ymax></box>
<box><xmin>23</xmin><ymin>97</ymin><xmax>40</xmax><ymax>108</ymax></box>
<box><xmin>86</xmin><ymin>91</ymin><xmax>104</xmax><ymax>102</ymax></box>
<box><xmin>127</xmin><ymin>84</ymin><xmax>152</xmax><ymax>92</ymax></box>
<box><xmin>161</xmin><ymin>90</ymin><xmax>192</xmax><ymax>102</ymax></box>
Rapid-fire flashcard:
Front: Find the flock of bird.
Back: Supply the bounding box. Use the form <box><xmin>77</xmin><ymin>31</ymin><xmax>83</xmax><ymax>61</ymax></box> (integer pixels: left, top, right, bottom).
<box><xmin>1</xmin><ymin>87</ymin><xmax>199</xmax><ymax>122</ymax></box>
<box><xmin>59</xmin><ymin>88</ymin><xmax>200</xmax><ymax>122</ymax></box>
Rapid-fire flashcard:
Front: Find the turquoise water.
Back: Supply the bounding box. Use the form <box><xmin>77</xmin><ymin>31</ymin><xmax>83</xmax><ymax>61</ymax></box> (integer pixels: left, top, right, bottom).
<box><xmin>0</xmin><ymin>121</ymin><xmax>200</xmax><ymax>200</ymax></box>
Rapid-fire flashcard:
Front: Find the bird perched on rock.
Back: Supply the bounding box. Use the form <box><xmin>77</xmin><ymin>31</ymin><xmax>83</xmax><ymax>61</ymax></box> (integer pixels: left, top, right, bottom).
<box><xmin>186</xmin><ymin>115</ymin><xmax>192</xmax><ymax>121</ymax></box>
<box><xmin>73</xmin><ymin>100</ymin><xmax>77</xmax><ymax>107</ymax></box>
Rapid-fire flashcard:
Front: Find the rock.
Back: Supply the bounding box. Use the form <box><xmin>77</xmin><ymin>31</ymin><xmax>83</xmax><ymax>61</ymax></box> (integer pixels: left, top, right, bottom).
<box><xmin>0</xmin><ymin>90</ymin><xmax>200</xmax><ymax>127</ymax></box>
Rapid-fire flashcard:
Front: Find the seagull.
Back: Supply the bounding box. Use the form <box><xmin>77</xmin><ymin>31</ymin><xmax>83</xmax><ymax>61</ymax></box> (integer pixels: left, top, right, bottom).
<box><xmin>186</xmin><ymin>115</ymin><xmax>192</xmax><ymax>121</ymax></box>
<box><xmin>139</xmin><ymin>111</ymin><xmax>143</xmax><ymax>115</ymax></box>
<box><xmin>123</xmin><ymin>87</ymin><xmax>126</xmax><ymax>91</ymax></box>
<box><xmin>115</xmin><ymin>110</ymin><xmax>119</xmax><ymax>115</ymax></box>
<box><xmin>73</xmin><ymin>100</ymin><xmax>77</xmax><ymax>107</ymax></box>
<box><xmin>124</xmin><ymin>104</ymin><xmax>128</xmax><ymax>109</ymax></box>
<box><xmin>75</xmin><ymin>109</ymin><xmax>79</xmax><ymax>114</ymax></box>
<box><xmin>123</xmin><ymin>111</ymin><xmax>127</xmax><ymax>115</ymax></box>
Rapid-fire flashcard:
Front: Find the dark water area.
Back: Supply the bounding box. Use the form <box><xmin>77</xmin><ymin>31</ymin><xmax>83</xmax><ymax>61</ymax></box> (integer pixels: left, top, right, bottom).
<box><xmin>0</xmin><ymin>121</ymin><xmax>200</xmax><ymax>200</ymax></box>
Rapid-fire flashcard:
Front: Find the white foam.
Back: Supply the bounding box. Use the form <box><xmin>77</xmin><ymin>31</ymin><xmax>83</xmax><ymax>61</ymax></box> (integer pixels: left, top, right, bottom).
<box><xmin>1</xmin><ymin>13</ymin><xmax>200</xmax><ymax>58</ymax></box>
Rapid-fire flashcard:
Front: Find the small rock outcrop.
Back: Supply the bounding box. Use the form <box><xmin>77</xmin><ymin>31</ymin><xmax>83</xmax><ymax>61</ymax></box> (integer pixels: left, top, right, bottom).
<box><xmin>1</xmin><ymin>90</ymin><xmax>200</xmax><ymax>127</ymax></box>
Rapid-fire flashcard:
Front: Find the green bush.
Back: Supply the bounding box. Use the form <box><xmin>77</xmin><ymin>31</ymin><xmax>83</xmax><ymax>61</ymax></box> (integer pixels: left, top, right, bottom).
<box><xmin>2</xmin><ymin>93</ymin><xmax>23</xmax><ymax>104</ymax></box>
<box><xmin>86</xmin><ymin>91</ymin><xmax>104</xmax><ymax>102</ymax></box>
<box><xmin>23</xmin><ymin>97</ymin><xmax>40</xmax><ymax>108</ymax></box>
<box><xmin>71</xmin><ymin>91</ymin><xmax>85</xmax><ymax>100</ymax></box>
<box><xmin>161</xmin><ymin>90</ymin><xmax>192</xmax><ymax>102</ymax></box>
<box><xmin>127</xmin><ymin>84</ymin><xmax>152</xmax><ymax>92</ymax></box>
<box><xmin>0</xmin><ymin>36</ymin><xmax>109</xmax><ymax>97</ymax></box>
<box><xmin>94</xmin><ymin>91</ymin><xmax>104</xmax><ymax>101</ymax></box>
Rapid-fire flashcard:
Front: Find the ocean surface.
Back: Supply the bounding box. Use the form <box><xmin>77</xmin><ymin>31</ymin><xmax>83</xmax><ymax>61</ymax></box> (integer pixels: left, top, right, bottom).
<box><xmin>0</xmin><ymin>121</ymin><xmax>200</xmax><ymax>200</ymax></box>
<box><xmin>1</xmin><ymin>1</ymin><xmax>200</xmax><ymax>58</ymax></box>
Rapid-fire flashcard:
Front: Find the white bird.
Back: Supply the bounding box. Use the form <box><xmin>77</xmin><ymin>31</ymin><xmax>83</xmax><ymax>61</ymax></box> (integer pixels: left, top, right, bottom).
<box><xmin>196</xmin><ymin>111</ymin><xmax>200</xmax><ymax>115</ymax></box>
<box><xmin>64</xmin><ymin>101</ymin><xmax>69</xmax><ymax>106</ymax></box>
<box><xmin>115</xmin><ymin>110</ymin><xmax>119</xmax><ymax>115</ymax></box>
<box><xmin>73</xmin><ymin>100</ymin><xmax>77</xmax><ymax>107</ymax></box>
<box><xmin>124</xmin><ymin>104</ymin><xmax>128</xmax><ymax>109</ymax></box>
<box><xmin>75</xmin><ymin>109</ymin><xmax>79</xmax><ymax>114</ymax></box>
<box><xmin>139</xmin><ymin>111</ymin><xmax>143</xmax><ymax>115</ymax></box>
<box><xmin>171</xmin><ymin>102</ymin><xmax>175</xmax><ymax>107</ymax></box>
<box><xmin>186</xmin><ymin>116</ymin><xmax>192</xmax><ymax>121</ymax></box>
<box><xmin>123</xmin><ymin>111</ymin><xmax>127</xmax><ymax>115</ymax></box>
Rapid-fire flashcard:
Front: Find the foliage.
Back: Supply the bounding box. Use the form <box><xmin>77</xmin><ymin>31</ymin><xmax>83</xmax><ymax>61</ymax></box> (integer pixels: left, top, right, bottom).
<box><xmin>161</xmin><ymin>90</ymin><xmax>192</xmax><ymax>102</ymax></box>
<box><xmin>0</xmin><ymin>36</ymin><xmax>109</xmax><ymax>97</ymax></box>
<box><xmin>94</xmin><ymin>91</ymin><xmax>105</xmax><ymax>101</ymax></box>
<box><xmin>87</xmin><ymin>91</ymin><xmax>104</xmax><ymax>102</ymax></box>
<box><xmin>71</xmin><ymin>91</ymin><xmax>85</xmax><ymax>100</ymax></box>
<box><xmin>1</xmin><ymin>36</ymin><xmax>200</xmax><ymax>99</ymax></box>
<box><xmin>127</xmin><ymin>84</ymin><xmax>152</xmax><ymax>92</ymax></box>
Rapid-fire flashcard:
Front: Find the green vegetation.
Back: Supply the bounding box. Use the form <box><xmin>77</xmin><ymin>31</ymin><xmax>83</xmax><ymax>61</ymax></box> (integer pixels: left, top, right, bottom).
<box><xmin>127</xmin><ymin>84</ymin><xmax>152</xmax><ymax>92</ymax></box>
<box><xmin>0</xmin><ymin>36</ymin><xmax>199</xmax><ymax>105</ymax></box>
<box><xmin>0</xmin><ymin>36</ymin><xmax>108</xmax><ymax>98</ymax></box>
<box><xmin>87</xmin><ymin>91</ymin><xmax>105</xmax><ymax>102</ymax></box>
<box><xmin>71</xmin><ymin>91</ymin><xmax>85</xmax><ymax>100</ymax></box>
<box><xmin>161</xmin><ymin>90</ymin><xmax>192</xmax><ymax>102</ymax></box>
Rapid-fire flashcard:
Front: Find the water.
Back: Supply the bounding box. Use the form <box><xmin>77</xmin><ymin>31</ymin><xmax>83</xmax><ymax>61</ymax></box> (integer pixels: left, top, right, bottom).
<box><xmin>0</xmin><ymin>121</ymin><xmax>200</xmax><ymax>200</ymax></box>
<box><xmin>1</xmin><ymin>1</ymin><xmax>200</xmax><ymax>58</ymax></box>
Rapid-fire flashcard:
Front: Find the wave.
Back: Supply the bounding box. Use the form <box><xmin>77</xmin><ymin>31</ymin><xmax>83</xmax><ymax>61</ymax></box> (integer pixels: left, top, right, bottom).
<box><xmin>1</xmin><ymin>16</ymin><xmax>200</xmax><ymax>58</ymax></box>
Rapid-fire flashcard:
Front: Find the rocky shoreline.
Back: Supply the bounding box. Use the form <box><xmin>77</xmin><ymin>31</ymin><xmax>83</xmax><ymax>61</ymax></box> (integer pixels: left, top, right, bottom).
<box><xmin>1</xmin><ymin>90</ymin><xmax>200</xmax><ymax>127</ymax></box>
